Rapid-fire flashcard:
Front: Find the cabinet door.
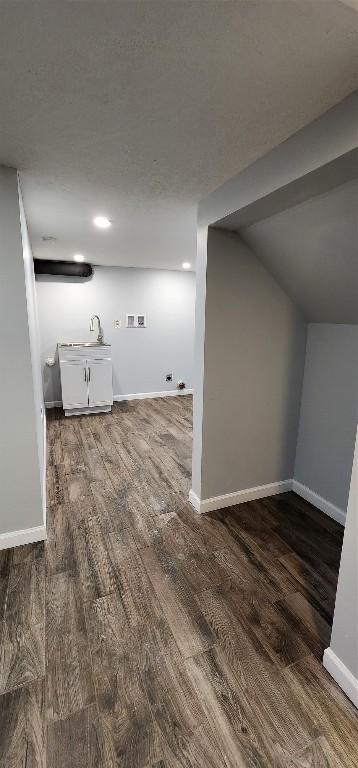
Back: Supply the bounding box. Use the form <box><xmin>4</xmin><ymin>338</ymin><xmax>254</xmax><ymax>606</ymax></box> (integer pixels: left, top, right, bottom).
<box><xmin>60</xmin><ymin>360</ymin><xmax>88</xmax><ymax>409</ymax></box>
<box><xmin>88</xmin><ymin>360</ymin><xmax>113</xmax><ymax>407</ymax></box>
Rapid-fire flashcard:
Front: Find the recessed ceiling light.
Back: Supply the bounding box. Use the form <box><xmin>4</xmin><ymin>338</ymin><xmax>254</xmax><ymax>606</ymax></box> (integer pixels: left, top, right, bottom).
<box><xmin>74</xmin><ymin>253</ymin><xmax>85</xmax><ymax>262</ymax></box>
<box><xmin>182</xmin><ymin>262</ymin><xmax>191</xmax><ymax>270</ymax></box>
<box><xmin>93</xmin><ymin>215</ymin><xmax>111</xmax><ymax>229</ymax></box>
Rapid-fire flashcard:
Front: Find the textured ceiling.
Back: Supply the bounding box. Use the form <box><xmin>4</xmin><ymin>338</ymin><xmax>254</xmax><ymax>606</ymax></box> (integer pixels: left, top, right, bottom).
<box><xmin>240</xmin><ymin>180</ymin><xmax>358</xmax><ymax>324</ymax></box>
<box><xmin>0</xmin><ymin>0</ymin><xmax>357</xmax><ymax>269</ymax></box>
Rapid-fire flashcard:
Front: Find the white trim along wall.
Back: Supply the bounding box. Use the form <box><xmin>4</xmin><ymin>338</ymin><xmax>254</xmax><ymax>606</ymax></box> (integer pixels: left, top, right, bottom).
<box><xmin>291</xmin><ymin>480</ymin><xmax>346</xmax><ymax>526</ymax></box>
<box><xmin>45</xmin><ymin>388</ymin><xmax>193</xmax><ymax>409</ymax></box>
<box><xmin>323</xmin><ymin>648</ymin><xmax>358</xmax><ymax>709</ymax></box>
<box><xmin>189</xmin><ymin>478</ymin><xmax>346</xmax><ymax>524</ymax></box>
<box><xmin>189</xmin><ymin>480</ymin><xmax>292</xmax><ymax>515</ymax></box>
<box><xmin>0</xmin><ymin>525</ymin><xmax>47</xmax><ymax>552</ymax></box>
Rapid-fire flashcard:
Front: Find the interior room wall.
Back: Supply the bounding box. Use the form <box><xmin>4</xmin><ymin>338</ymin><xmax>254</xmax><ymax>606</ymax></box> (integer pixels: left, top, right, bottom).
<box><xmin>18</xmin><ymin>184</ymin><xmax>46</xmax><ymax>512</ymax></box>
<box><xmin>194</xmin><ymin>227</ymin><xmax>307</xmax><ymax>503</ymax></box>
<box><xmin>191</xmin><ymin>96</ymin><xmax>357</xmax><ymax>713</ymax></box>
<box><xmin>191</xmin><ymin>226</ymin><xmax>209</xmax><ymax>500</ymax></box>
<box><xmin>36</xmin><ymin>266</ymin><xmax>196</xmax><ymax>404</ymax></box>
<box><xmin>0</xmin><ymin>167</ymin><xmax>44</xmax><ymax>541</ymax></box>
<box><xmin>294</xmin><ymin>323</ymin><xmax>358</xmax><ymax>519</ymax></box>
<box><xmin>240</xmin><ymin>179</ymin><xmax>358</xmax><ymax>325</ymax></box>
<box><xmin>324</xmin><ymin>425</ymin><xmax>358</xmax><ymax>707</ymax></box>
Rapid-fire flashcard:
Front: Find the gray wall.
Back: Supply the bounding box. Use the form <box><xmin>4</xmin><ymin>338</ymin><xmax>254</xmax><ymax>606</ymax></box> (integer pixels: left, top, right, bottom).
<box><xmin>191</xmin><ymin>226</ymin><xmax>209</xmax><ymax>498</ymax></box>
<box><xmin>328</xmin><ymin>426</ymin><xmax>358</xmax><ymax>686</ymax></box>
<box><xmin>197</xmin><ymin>228</ymin><xmax>306</xmax><ymax>500</ymax></box>
<box><xmin>19</xmin><ymin>185</ymin><xmax>46</xmax><ymax>503</ymax></box>
<box><xmin>36</xmin><ymin>266</ymin><xmax>196</xmax><ymax>403</ymax></box>
<box><xmin>294</xmin><ymin>323</ymin><xmax>358</xmax><ymax>514</ymax></box>
<box><xmin>241</xmin><ymin>179</ymin><xmax>358</xmax><ymax>324</ymax></box>
<box><xmin>0</xmin><ymin>167</ymin><xmax>44</xmax><ymax>536</ymax></box>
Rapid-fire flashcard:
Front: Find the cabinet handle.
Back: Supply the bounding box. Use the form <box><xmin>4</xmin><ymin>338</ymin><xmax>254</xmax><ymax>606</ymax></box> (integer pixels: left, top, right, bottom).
<box><xmin>88</xmin><ymin>366</ymin><xmax>91</xmax><ymax>382</ymax></box>
<box><xmin>84</xmin><ymin>367</ymin><xmax>87</xmax><ymax>383</ymax></box>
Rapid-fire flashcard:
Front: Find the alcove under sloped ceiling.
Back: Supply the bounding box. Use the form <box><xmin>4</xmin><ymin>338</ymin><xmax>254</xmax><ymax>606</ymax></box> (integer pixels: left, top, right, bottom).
<box><xmin>238</xmin><ymin>178</ymin><xmax>358</xmax><ymax>324</ymax></box>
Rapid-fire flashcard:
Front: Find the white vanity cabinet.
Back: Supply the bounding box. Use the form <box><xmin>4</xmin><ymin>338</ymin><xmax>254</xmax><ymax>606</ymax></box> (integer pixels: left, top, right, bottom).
<box><xmin>88</xmin><ymin>358</ymin><xmax>113</xmax><ymax>407</ymax></box>
<box><xmin>58</xmin><ymin>344</ymin><xmax>113</xmax><ymax>416</ymax></box>
<box><xmin>60</xmin><ymin>358</ymin><xmax>88</xmax><ymax>410</ymax></box>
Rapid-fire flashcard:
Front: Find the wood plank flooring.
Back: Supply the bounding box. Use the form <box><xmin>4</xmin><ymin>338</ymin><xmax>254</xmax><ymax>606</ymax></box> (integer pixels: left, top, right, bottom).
<box><xmin>0</xmin><ymin>395</ymin><xmax>357</xmax><ymax>767</ymax></box>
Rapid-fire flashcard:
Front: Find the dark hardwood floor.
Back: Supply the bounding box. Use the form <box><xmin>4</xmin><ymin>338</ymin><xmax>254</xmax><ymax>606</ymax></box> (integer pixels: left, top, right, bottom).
<box><xmin>0</xmin><ymin>395</ymin><xmax>357</xmax><ymax>767</ymax></box>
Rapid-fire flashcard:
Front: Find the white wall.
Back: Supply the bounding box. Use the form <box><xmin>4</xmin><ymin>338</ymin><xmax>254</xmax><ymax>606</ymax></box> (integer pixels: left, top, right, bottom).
<box><xmin>36</xmin><ymin>266</ymin><xmax>196</xmax><ymax>403</ymax></box>
<box><xmin>191</xmin><ymin>226</ymin><xmax>209</xmax><ymax>500</ymax></box>
<box><xmin>294</xmin><ymin>324</ymin><xmax>358</xmax><ymax>518</ymax></box>
<box><xmin>0</xmin><ymin>167</ymin><xmax>44</xmax><ymax>540</ymax></box>
<box><xmin>324</xmin><ymin>426</ymin><xmax>358</xmax><ymax>707</ymax></box>
<box><xmin>192</xmin><ymin>228</ymin><xmax>307</xmax><ymax>502</ymax></box>
<box><xmin>19</xmin><ymin>184</ymin><xmax>46</xmax><ymax>506</ymax></box>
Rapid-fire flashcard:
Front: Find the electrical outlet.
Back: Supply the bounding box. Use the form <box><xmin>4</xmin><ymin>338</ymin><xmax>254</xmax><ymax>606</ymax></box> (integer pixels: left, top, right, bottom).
<box><xmin>114</xmin><ymin>319</ymin><xmax>121</xmax><ymax>329</ymax></box>
<box><xmin>166</xmin><ymin>373</ymin><xmax>173</xmax><ymax>382</ymax></box>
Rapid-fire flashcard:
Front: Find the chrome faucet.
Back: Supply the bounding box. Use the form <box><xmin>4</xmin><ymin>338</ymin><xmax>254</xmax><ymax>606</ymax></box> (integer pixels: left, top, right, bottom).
<box><xmin>90</xmin><ymin>314</ymin><xmax>104</xmax><ymax>343</ymax></box>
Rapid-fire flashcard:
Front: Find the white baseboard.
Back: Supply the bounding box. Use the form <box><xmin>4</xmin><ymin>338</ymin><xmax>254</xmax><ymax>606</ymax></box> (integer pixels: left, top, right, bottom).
<box><xmin>189</xmin><ymin>479</ymin><xmax>292</xmax><ymax>515</ymax></box>
<box><xmin>65</xmin><ymin>405</ymin><xmax>111</xmax><ymax>417</ymax></box>
<box><xmin>189</xmin><ymin>478</ymin><xmax>346</xmax><ymax>522</ymax></box>
<box><xmin>292</xmin><ymin>480</ymin><xmax>346</xmax><ymax>526</ymax></box>
<box><xmin>42</xmin><ymin>408</ymin><xmax>47</xmax><ymax>529</ymax></box>
<box><xmin>113</xmin><ymin>388</ymin><xmax>193</xmax><ymax>402</ymax></box>
<box><xmin>323</xmin><ymin>648</ymin><xmax>358</xmax><ymax>708</ymax></box>
<box><xmin>46</xmin><ymin>389</ymin><xmax>193</xmax><ymax>409</ymax></box>
<box><xmin>189</xmin><ymin>489</ymin><xmax>201</xmax><ymax>512</ymax></box>
<box><xmin>0</xmin><ymin>525</ymin><xmax>47</xmax><ymax>551</ymax></box>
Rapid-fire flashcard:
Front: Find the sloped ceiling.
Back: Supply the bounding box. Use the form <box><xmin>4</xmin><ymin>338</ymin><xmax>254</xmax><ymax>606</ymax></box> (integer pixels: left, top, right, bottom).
<box><xmin>240</xmin><ymin>180</ymin><xmax>358</xmax><ymax>323</ymax></box>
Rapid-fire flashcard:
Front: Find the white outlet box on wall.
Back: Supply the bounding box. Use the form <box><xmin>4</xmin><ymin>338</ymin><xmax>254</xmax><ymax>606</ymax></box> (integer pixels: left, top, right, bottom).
<box><xmin>126</xmin><ymin>313</ymin><xmax>146</xmax><ymax>328</ymax></box>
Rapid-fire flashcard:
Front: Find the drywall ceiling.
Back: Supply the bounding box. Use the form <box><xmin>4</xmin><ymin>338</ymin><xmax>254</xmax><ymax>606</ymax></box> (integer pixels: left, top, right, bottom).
<box><xmin>240</xmin><ymin>179</ymin><xmax>358</xmax><ymax>323</ymax></box>
<box><xmin>0</xmin><ymin>1</ymin><xmax>357</xmax><ymax>270</ymax></box>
